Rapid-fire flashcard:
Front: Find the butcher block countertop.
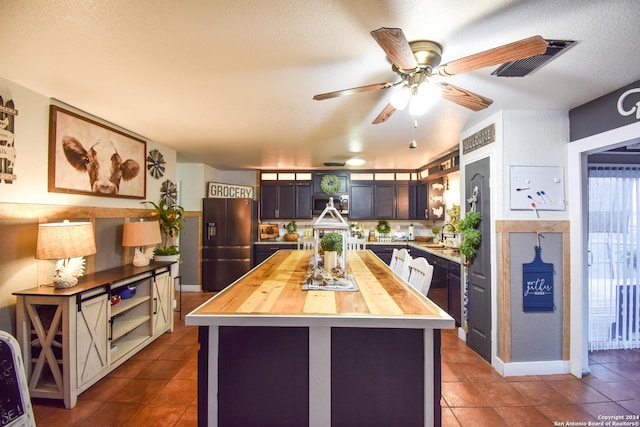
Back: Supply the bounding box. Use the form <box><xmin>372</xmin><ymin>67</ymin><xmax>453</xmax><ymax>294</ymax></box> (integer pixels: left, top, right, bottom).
<box><xmin>187</xmin><ymin>250</ymin><xmax>454</xmax><ymax>329</ymax></box>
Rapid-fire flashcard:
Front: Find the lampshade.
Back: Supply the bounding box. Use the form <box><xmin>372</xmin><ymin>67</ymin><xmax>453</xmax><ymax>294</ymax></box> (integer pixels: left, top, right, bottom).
<box><xmin>36</xmin><ymin>221</ymin><xmax>96</xmax><ymax>260</ymax></box>
<box><xmin>122</xmin><ymin>220</ymin><xmax>162</xmax><ymax>247</ymax></box>
<box><xmin>408</xmin><ymin>82</ymin><xmax>441</xmax><ymax>116</ymax></box>
<box><xmin>389</xmin><ymin>84</ymin><xmax>411</xmax><ymax>110</ymax></box>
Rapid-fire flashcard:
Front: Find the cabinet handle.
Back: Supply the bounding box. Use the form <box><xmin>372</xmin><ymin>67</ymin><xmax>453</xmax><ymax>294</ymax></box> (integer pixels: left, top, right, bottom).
<box><xmin>153</xmin><ymin>297</ymin><xmax>158</xmax><ymax>315</ymax></box>
<box><xmin>109</xmin><ymin>319</ymin><xmax>113</xmax><ymax>341</ymax></box>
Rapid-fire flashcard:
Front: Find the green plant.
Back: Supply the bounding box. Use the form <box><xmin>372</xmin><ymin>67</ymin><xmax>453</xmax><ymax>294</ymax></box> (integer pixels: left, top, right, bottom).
<box><xmin>285</xmin><ymin>221</ymin><xmax>297</xmax><ymax>234</ymax></box>
<box><xmin>431</xmin><ymin>227</ymin><xmax>441</xmax><ymax>236</ymax></box>
<box><xmin>320</xmin><ymin>174</ymin><xmax>341</xmax><ymax>195</ymax></box>
<box><xmin>445</xmin><ymin>204</ymin><xmax>460</xmax><ymax>233</ymax></box>
<box><xmin>320</xmin><ymin>232</ymin><xmax>343</xmax><ymax>255</ymax></box>
<box><xmin>146</xmin><ymin>200</ymin><xmax>185</xmax><ymax>255</ymax></box>
<box><xmin>459</xmin><ymin>211</ymin><xmax>482</xmax><ymax>261</ymax></box>
<box><xmin>376</xmin><ymin>220</ymin><xmax>391</xmax><ymax>235</ymax></box>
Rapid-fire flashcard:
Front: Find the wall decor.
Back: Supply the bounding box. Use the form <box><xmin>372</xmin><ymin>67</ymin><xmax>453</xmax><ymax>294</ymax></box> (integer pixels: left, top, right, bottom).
<box><xmin>207</xmin><ymin>181</ymin><xmax>254</xmax><ymax>198</ymax></box>
<box><xmin>160</xmin><ymin>179</ymin><xmax>178</xmax><ymax>205</ymax></box>
<box><xmin>146</xmin><ymin>149</ymin><xmax>165</xmax><ymax>179</ymax></box>
<box><xmin>0</xmin><ymin>95</ymin><xmax>18</xmax><ymax>184</ymax></box>
<box><xmin>48</xmin><ymin>105</ymin><xmax>146</xmax><ymax>198</ymax></box>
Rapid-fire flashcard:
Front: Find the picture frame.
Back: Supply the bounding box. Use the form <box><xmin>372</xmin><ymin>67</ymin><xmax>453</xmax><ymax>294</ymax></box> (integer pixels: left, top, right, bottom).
<box><xmin>48</xmin><ymin>105</ymin><xmax>146</xmax><ymax>199</ymax></box>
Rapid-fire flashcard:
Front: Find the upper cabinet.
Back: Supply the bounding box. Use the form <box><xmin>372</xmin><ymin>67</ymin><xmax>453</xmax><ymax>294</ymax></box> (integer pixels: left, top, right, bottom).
<box><xmin>260</xmin><ymin>172</ymin><xmax>313</xmax><ymax>219</ymax></box>
<box><xmin>258</xmin><ymin>154</ymin><xmax>459</xmax><ymax>221</ymax></box>
<box><xmin>348</xmin><ymin>172</ymin><xmax>419</xmax><ymax>220</ymax></box>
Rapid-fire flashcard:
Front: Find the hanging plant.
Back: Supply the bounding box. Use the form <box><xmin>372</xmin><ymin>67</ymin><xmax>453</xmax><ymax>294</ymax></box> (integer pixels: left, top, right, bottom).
<box><xmin>459</xmin><ymin>211</ymin><xmax>482</xmax><ymax>262</ymax></box>
<box><xmin>320</xmin><ymin>174</ymin><xmax>341</xmax><ymax>195</ymax></box>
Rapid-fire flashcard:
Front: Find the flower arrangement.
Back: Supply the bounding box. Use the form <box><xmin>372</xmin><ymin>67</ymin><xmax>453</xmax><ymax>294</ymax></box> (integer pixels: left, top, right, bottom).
<box><xmin>146</xmin><ymin>200</ymin><xmax>185</xmax><ymax>255</ymax></box>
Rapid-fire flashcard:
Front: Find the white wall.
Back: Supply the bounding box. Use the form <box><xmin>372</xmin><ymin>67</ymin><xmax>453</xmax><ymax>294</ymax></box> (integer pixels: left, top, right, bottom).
<box><xmin>460</xmin><ymin>109</ymin><xmax>570</xmax><ymax>374</ymax></box>
<box><xmin>177</xmin><ymin>163</ymin><xmax>257</xmax><ymax>211</ymax></box>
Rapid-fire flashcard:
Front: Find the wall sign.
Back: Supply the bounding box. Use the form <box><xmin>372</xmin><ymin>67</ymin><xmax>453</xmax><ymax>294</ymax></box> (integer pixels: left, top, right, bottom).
<box><xmin>0</xmin><ymin>331</ymin><xmax>35</xmax><ymax>427</ymax></box>
<box><xmin>570</xmin><ymin>79</ymin><xmax>640</xmax><ymax>141</ymax></box>
<box><xmin>462</xmin><ymin>123</ymin><xmax>495</xmax><ymax>154</ymax></box>
<box><xmin>207</xmin><ymin>182</ymin><xmax>254</xmax><ymax>199</ymax></box>
<box><xmin>523</xmin><ymin>246</ymin><xmax>554</xmax><ymax>312</ymax></box>
<box><xmin>0</xmin><ymin>96</ymin><xmax>18</xmax><ymax>184</ymax></box>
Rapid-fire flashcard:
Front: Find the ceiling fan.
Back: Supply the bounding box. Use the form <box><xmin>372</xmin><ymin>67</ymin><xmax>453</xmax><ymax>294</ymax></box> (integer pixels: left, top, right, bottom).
<box><xmin>313</xmin><ymin>28</ymin><xmax>548</xmax><ymax>124</ymax></box>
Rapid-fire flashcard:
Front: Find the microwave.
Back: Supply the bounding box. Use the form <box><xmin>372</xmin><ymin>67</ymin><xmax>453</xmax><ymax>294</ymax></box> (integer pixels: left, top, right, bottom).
<box><xmin>313</xmin><ymin>195</ymin><xmax>349</xmax><ymax>215</ymax></box>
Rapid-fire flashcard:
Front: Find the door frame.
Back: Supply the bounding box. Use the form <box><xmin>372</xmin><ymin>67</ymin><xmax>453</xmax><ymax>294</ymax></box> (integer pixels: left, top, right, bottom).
<box><xmin>568</xmin><ymin>120</ymin><xmax>640</xmax><ymax>377</ymax></box>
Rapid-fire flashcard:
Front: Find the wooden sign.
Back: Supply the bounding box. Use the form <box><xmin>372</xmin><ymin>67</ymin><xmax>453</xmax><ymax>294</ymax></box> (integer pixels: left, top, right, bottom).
<box><xmin>0</xmin><ymin>96</ymin><xmax>18</xmax><ymax>184</ymax></box>
<box><xmin>207</xmin><ymin>182</ymin><xmax>254</xmax><ymax>199</ymax></box>
<box><xmin>462</xmin><ymin>123</ymin><xmax>495</xmax><ymax>154</ymax></box>
<box><xmin>0</xmin><ymin>331</ymin><xmax>35</xmax><ymax>427</ymax></box>
<box><xmin>522</xmin><ymin>246</ymin><xmax>554</xmax><ymax>312</ymax></box>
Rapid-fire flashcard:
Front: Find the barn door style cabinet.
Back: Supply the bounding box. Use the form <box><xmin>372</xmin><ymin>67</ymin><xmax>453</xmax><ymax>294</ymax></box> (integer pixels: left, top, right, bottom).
<box><xmin>13</xmin><ymin>262</ymin><xmax>175</xmax><ymax>409</ymax></box>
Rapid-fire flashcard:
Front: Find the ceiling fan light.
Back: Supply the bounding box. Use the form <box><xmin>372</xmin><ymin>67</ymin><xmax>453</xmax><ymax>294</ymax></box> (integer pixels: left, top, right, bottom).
<box><xmin>409</xmin><ymin>83</ymin><xmax>440</xmax><ymax>116</ymax></box>
<box><xmin>389</xmin><ymin>85</ymin><xmax>411</xmax><ymax>110</ymax></box>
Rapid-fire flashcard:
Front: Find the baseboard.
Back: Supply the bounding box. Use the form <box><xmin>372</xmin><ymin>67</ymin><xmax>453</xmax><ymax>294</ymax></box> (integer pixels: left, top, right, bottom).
<box><xmin>457</xmin><ymin>327</ymin><xmax>466</xmax><ymax>341</ymax></box>
<box><xmin>499</xmin><ymin>360</ymin><xmax>572</xmax><ymax>377</ymax></box>
<box><xmin>176</xmin><ymin>284</ymin><xmax>202</xmax><ymax>293</ymax></box>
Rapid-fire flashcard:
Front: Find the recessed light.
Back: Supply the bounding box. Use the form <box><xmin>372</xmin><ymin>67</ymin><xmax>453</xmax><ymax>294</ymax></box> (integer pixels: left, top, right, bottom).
<box><xmin>346</xmin><ymin>158</ymin><xmax>365</xmax><ymax>166</ymax></box>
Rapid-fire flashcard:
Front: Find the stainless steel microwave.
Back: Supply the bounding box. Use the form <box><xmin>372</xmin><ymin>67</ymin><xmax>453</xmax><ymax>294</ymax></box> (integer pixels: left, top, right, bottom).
<box><xmin>312</xmin><ymin>195</ymin><xmax>349</xmax><ymax>215</ymax></box>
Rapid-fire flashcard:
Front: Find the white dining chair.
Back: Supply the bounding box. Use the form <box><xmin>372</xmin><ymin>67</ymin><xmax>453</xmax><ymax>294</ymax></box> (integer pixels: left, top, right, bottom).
<box><xmin>346</xmin><ymin>237</ymin><xmax>367</xmax><ymax>250</ymax></box>
<box><xmin>297</xmin><ymin>236</ymin><xmax>314</xmax><ymax>250</ymax></box>
<box><xmin>392</xmin><ymin>248</ymin><xmax>411</xmax><ymax>281</ymax></box>
<box><xmin>407</xmin><ymin>257</ymin><xmax>434</xmax><ymax>297</ymax></box>
<box><xmin>389</xmin><ymin>248</ymin><xmax>399</xmax><ymax>270</ymax></box>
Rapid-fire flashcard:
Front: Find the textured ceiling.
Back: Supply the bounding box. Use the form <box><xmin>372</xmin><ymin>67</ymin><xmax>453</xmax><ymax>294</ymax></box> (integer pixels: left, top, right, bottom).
<box><xmin>1</xmin><ymin>0</ymin><xmax>639</xmax><ymax>170</ymax></box>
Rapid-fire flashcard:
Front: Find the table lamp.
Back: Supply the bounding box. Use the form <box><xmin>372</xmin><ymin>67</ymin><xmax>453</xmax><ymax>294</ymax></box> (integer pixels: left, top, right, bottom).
<box><xmin>122</xmin><ymin>219</ymin><xmax>161</xmax><ymax>267</ymax></box>
<box><xmin>36</xmin><ymin>220</ymin><xmax>97</xmax><ymax>289</ymax></box>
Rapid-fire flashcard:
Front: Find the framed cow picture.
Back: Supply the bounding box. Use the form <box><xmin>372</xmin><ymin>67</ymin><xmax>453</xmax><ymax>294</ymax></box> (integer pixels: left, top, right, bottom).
<box><xmin>48</xmin><ymin>105</ymin><xmax>146</xmax><ymax>199</ymax></box>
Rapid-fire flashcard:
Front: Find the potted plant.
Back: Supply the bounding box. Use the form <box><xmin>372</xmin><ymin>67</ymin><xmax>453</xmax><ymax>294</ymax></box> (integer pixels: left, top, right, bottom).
<box><xmin>284</xmin><ymin>221</ymin><xmax>298</xmax><ymax>242</ymax></box>
<box><xmin>320</xmin><ymin>232</ymin><xmax>343</xmax><ymax>271</ymax></box>
<box><xmin>431</xmin><ymin>226</ymin><xmax>441</xmax><ymax>243</ymax></box>
<box><xmin>146</xmin><ymin>199</ymin><xmax>185</xmax><ymax>260</ymax></box>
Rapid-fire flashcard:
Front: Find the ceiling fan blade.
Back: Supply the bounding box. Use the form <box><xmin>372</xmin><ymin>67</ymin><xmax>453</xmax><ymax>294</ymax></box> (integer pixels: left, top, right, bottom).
<box><xmin>437</xmin><ymin>35</ymin><xmax>548</xmax><ymax>77</ymax></box>
<box><xmin>372</xmin><ymin>103</ymin><xmax>396</xmax><ymax>124</ymax></box>
<box><xmin>313</xmin><ymin>81</ymin><xmax>395</xmax><ymax>100</ymax></box>
<box><xmin>371</xmin><ymin>27</ymin><xmax>419</xmax><ymax>73</ymax></box>
<box><xmin>436</xmin><ymin>82</ymin><xmax>493</xmax><ymax>111</ymax></box>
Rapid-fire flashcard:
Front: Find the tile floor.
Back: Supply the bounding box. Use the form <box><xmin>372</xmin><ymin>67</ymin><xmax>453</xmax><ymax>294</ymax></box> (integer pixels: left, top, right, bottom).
<box><xmin>31</xmin><ymin>291</ymin><xmax>640</xmax><ymax>426</ymax></box>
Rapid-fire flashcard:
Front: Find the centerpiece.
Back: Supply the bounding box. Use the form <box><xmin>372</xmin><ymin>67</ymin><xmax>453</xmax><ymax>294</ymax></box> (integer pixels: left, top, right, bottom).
<box><xmin>303</xmin><ymin>195</ymin><xmax>357</xmax><ymax>291</ymax></box>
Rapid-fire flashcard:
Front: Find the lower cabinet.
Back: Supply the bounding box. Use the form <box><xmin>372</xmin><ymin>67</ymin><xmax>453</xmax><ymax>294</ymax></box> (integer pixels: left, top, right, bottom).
<box><xmin>253</xmin><ymin>243</ymin><xmax>297</xmax><ymax>267</ymax></box>
<box><xmin>409</xmin><ymin>247</ymin><xmax>462</xmax><ymax>326</ymax></box>
<box><xmin>369</xmin><ymin>244</ymin><xmax>401</xmax><ymax>265</ymax></box>
<box><xmin>14</xmin><ymin>262</ymin><xmax>175</xmax><ymax>409</ymax></box>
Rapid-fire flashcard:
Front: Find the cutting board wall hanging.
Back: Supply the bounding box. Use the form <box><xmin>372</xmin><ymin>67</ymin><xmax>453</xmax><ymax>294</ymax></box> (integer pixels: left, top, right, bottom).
<box><xmin>522</xmin><ymin>246</ymin><xmax>554</xmax><ymax>312</ymax></box>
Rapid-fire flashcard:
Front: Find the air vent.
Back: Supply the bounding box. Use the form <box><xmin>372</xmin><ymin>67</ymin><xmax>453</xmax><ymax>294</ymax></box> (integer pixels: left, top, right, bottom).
<box><xmin>492</xmin><ymin>39</ymin><xmax>576</xmax><ymax>77</ymax></box>
<box><xmin>323</xmin><ymin>162</ymin><xmax>345</xmax><ymax>167</ymax></box>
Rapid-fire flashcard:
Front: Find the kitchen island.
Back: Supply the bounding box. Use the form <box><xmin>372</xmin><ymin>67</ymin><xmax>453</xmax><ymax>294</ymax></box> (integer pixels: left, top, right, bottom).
<box><xmin>186</xmin><ymin>249</ymin><xmax>454</xmax><ymax>427</ymax></box>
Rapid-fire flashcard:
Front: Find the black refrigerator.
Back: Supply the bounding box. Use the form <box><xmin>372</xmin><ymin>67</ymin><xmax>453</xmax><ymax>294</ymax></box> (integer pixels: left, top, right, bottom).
<box><xmin>202</xmin><ymin>198</ymin><xmax>257</xmax><ymax>291</ymax></box>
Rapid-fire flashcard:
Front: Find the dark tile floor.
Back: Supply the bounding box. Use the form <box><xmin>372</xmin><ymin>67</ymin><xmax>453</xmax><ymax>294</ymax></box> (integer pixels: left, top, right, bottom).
<box><xmin>31</xmin><ymin>291</ymin><xmax>640</xmax><ymax>426</ymax></box>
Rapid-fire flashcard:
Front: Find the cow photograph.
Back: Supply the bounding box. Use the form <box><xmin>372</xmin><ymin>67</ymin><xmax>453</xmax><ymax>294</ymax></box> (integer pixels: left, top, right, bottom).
<box><xmin>48</xmin><ymin>106</ymin><xmax>146</xmax><ymax>199</ymax></box>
